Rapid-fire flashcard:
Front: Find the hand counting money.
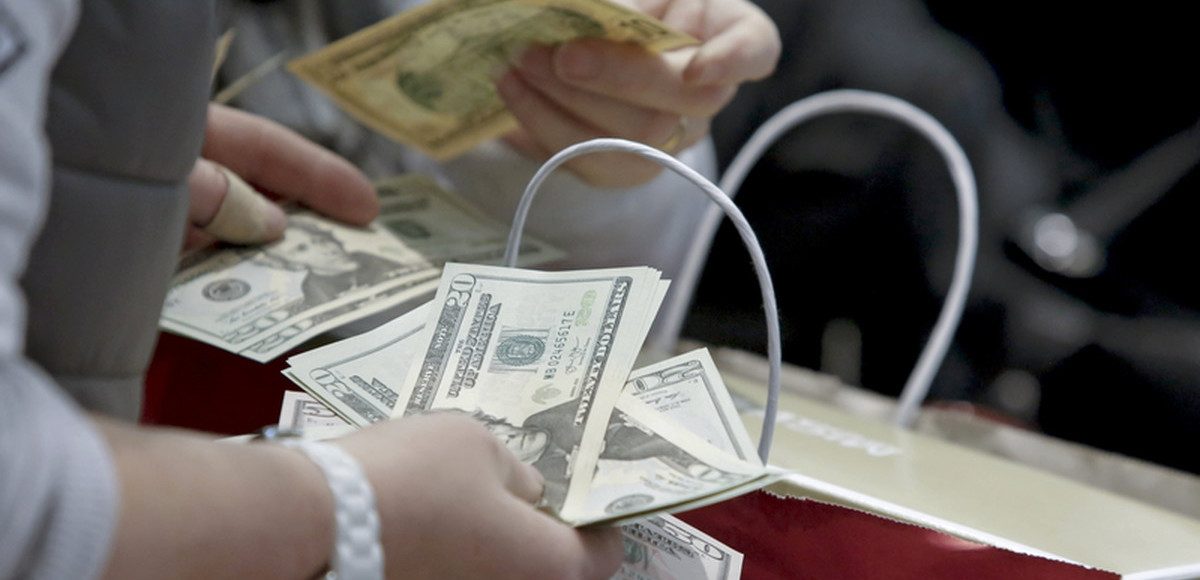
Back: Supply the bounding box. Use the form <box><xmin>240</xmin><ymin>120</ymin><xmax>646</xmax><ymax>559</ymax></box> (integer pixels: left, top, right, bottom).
<box><xmin>287</xmin><ymin>0</ymin><xmax>698</xmax><ymax>159</ymax></box>
<box><xmin>283</xmin><ymin>263</ymin><xmax>782</xmax><ymax>526</ymax></box>
<box><xmin>160</xmin><ymin>174</ymin><xmax>561</xmax><ymax>362</ymax></box>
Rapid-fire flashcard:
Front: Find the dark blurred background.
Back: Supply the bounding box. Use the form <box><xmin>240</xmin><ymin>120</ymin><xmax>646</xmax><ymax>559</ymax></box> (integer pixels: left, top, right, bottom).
<box><xmin>685</xmin><ymin>0</ymin><xmax>1200</xmax><ymax>474</ymax></box>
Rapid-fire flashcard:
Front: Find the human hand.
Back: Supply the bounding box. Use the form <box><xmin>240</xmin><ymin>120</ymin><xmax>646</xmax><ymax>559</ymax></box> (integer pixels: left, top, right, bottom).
<box><xmin>184</xmin><ymin>103</ymin><xmax>379</xmax><ymax>250</ymax></box>
<box><xmin>497</xmin><ymin>0</ymin><xmax>780</xmax><ymax>188</ymax></box>
<box><xmin>336</xmin><ymin>413</ymin><xmax>623</xmax><ymax>580</ymax></box>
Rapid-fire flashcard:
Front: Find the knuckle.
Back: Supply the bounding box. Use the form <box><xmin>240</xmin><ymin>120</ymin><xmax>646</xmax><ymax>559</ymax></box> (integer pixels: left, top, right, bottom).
<box><xmin>539</xmin><ymin>552</ymin><xmax>586</xmax><ymax>580</ymax></box>
<box><xmin>615</xmin><ymin>69</ymin><xmax>654</xmax><ymax>94</ymax></box>
<box><xmin>594</xmin><ymin>50</ymin><xmax>657</xmax><ymax>94</ymax></box>
<box><xmin>687</xmin><ymin>86</ymin><xmax>736</xmax><ymax>118</ymax></box>
<box><xmin>633</xmin><ymin>112</ymin><xmax>679</xmax><ymax>146</ymax></box>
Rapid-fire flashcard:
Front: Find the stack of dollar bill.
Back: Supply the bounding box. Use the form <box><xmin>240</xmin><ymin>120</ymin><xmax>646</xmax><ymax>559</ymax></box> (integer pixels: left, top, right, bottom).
<box><xmin>162</xmin><ymin>177</ymin><xmax>765</xmax><ymax>578</ymax></box>
<box><xmin>160</xmin><ymin>173</ymin><xmax>780</xmax><ymax>524</ymax></box>
<box><xmin>283</xmin><ymin>262</ymin><xmax>783</xmax><ymax>527</ymax></box>
<box><xmin>160</xmin><ymin>174</ymin><xmax>562</xmax><ymax>361</ymax></box>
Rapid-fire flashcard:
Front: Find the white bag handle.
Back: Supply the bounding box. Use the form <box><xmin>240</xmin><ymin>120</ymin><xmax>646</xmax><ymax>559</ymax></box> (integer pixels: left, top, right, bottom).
<box><xmin>502</xmin><ymin>90</ymin><xmax>979</xmax><ymax>460</ymax></box>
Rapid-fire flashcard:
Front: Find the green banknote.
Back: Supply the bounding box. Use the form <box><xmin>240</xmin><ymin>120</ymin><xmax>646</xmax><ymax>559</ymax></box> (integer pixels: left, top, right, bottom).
<box><xmin>161</xmin><ymin>174</ymin><xmax>560</xmax><ymax>362</ymax></box>
<box><xmin>288</xmin><ymin>0</ymin><xmax>697</xmax><ymax>159</ymax></box>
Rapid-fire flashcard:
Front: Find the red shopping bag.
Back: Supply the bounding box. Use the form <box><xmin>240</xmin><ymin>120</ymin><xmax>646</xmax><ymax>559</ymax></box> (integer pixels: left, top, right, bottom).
<box><xmin>678</xmin><ymin>492</ymin><xmax>1117</xmax><ymax>580</ymax></box>
<box><xmin>143</xmin><ymin>332</ymin><xmax>295</xmax><ymax>434</ymax></box>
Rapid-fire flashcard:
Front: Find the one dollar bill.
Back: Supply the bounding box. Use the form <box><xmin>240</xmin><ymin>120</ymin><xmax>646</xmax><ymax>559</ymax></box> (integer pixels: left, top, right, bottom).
<box><xmin>288</xmin><ymin>0</ymin><xmax>698</xmax><ymax>160</ymax></box>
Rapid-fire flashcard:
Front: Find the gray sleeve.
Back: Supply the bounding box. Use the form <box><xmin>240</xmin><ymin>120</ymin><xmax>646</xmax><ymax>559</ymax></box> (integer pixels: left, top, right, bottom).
<box><xmin>0</xmin><ymin>1</ymin><xmax>120</xmax><ymax>580</ymax></box>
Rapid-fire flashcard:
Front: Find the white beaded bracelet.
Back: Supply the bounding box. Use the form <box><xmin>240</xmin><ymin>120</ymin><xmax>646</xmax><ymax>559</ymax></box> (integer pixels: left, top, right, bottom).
<box><xmin>279</xmin><ymin>438</ymin><xmax>384</xmax><ymax>580</ymax></box>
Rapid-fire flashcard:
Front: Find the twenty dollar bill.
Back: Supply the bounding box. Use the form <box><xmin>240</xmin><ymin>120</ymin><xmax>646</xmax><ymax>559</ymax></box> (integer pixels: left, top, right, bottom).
<box><xmin>161</xmin><ymin>174</ymin><xmax>560</xmax><ymax>362</ymax></box>
<box><xmin>286</xmin><ymin>285</ymin><xmax>781</xmax><ymax>526</ymax></box>
<box><xmin>393</xmin><ymin>263</ymin><xmax>669</xmax><ymax>521</ymax></box>
<box><xmin>617</xmin><ymin>514</ymin><xmax>743</xmax><ymax>580</ymax></box>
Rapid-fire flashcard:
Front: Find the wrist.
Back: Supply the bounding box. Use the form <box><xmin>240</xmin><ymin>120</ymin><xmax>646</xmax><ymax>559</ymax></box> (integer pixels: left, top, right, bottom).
<box><xmin>270</xmin><ymin>439</ymin><xmax>339</xmax><ymax>578</ymax></box>
<box><xmin>276</xmin><ymin>437</ymin><xmax>384</xmax><ymax>580</ymax></box>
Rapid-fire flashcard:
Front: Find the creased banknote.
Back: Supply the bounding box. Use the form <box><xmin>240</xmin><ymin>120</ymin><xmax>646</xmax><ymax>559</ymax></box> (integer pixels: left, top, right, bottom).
<box><xmin>271</xmin><ymin>386</ymin><xmax>758</xmax><ymax>576</ymax></box>
<box><xmin>272</xmin><ymin>390</ymin><xmax>746</xmax><ymax>579</ymax></box>
<box><xmin>392</xmin><ymin>263</ymin><xmax>669</xmax><ymax>521</ymax></box>
<box><xmin>160</xmin><ymin>174</ymin><xmax>560</xmax><ymax>362</ymax></box>
<box><xmin>626</xmin><ymin>350</ymin><xmax>761</xmax><ymax>466</ymax></box>
<box><xmin>577</xmin><ymin>393</ymin><xmax>779</xmax><ymax>527</ymax></box>
<box><xmin>288</xmin><ymin>307</ymin><xmax>753</xmax><ymax>466</ymax></box>
<box><xmin>286</xmin><ymin>287</ymin><xmax>780</xmax><ymax>526</ymax></box>
<box><xmin>285</xmin><ymin>303</ymin><xmax>432</xmax><ymax>425</ymax></box>
<box><xmin>616</xmin><ymin>514</ymin><xmax>743</xmax><ymax>580</ymax></box>
<box><xmin>288</xmin><ymin>0</ymin><xmax>698</xmax><ymax>159</ymax></box>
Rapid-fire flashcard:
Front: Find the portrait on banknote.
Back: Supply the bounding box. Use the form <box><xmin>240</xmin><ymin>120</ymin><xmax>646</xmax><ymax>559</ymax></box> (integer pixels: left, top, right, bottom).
<box><xmin>464</xmin><ymin>400</ymin><xmax>715</xmax><ymax>508</ymax></box>
<box><xmin>255</xmin><ymin>220</ymin><xmax>409</xmax><ymax>312</ymax></box>
<box><xmin>161</xmin><ymin>212</ymin><xmax>436</xmax><ymax>361</ymax></box>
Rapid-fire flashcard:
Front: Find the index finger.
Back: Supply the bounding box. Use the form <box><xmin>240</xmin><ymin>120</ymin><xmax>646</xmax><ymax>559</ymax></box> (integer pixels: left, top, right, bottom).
<box><xmin>201</xmin><ymin>103</ymin><xmax>379</xmax><ymax>226</ymax></box>
<box><xmin>681</xmin><ymin>3</ymin><xmax>781</xmax><ymax>85</ymax></box>
<box><xmin>551</xmin><ymin>40</ymin><xmax>734</xmax><ymax>118</ymax></box>
<box><xmin>495</xmin><ymin>496</ymin><xmax>625</xmax><ymax>580</ymax></box>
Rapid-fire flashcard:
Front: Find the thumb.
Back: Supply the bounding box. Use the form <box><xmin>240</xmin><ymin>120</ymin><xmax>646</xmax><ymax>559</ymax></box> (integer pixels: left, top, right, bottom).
<box><xmin>188</xmin><ymin>158</ymin><xmax>287</xmax><ymax>245</ymax></box>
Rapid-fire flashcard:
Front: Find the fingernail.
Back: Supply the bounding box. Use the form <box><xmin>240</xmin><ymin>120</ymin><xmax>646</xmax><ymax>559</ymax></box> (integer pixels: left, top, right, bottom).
<box><xmin>496</xmin><ymin>71</ymin><xmax>523</xmax><ymax>100</ymax></box>
<box><xmin>555</xmin><ymin>43</ymin><xmax>600</xmax><ymax>81</ymax></box>
<box><xmin>683</xmin><ymin>61</ymin><xmax>708</xmax><ymax>85</ymax></box>
<box><xmin>515</xmin><ymin>45</ymin><xmax>553</xmax><ymax>79</ymax></box>
<box><xmin>683</xmin><ymin>51</ymin><xmax>725</xmax><ymax>86</ymax></box>
<box><xmin>527</xmin><ymin>463</ymin><xmax>545</xmax><ymax>486</ymax></box>
<box><xmin>207</xmin><ymin>166</ymin><xmax>285</xmax><ymax>244</ymax></box>
<box><xmin>261</xmin><ymin>203</ymin><xmax>287</xmax><ymax>241</ymax></box>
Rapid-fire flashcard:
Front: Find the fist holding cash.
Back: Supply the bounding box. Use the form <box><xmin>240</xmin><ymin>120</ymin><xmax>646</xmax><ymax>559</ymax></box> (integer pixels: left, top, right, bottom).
<box><xmin>289</xmin><ymin>0</ymin><xmax>781</xmax><ymax>188</ymax></box>
<box><xmin>336</xmin><ymin>413</ymin><xmax>624</xmax><ymax>579</ymax></box>
<box><xmin>498</xmin><ymin>0</ymin><xmax>782</xmax><ymax>187</ymax></box>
